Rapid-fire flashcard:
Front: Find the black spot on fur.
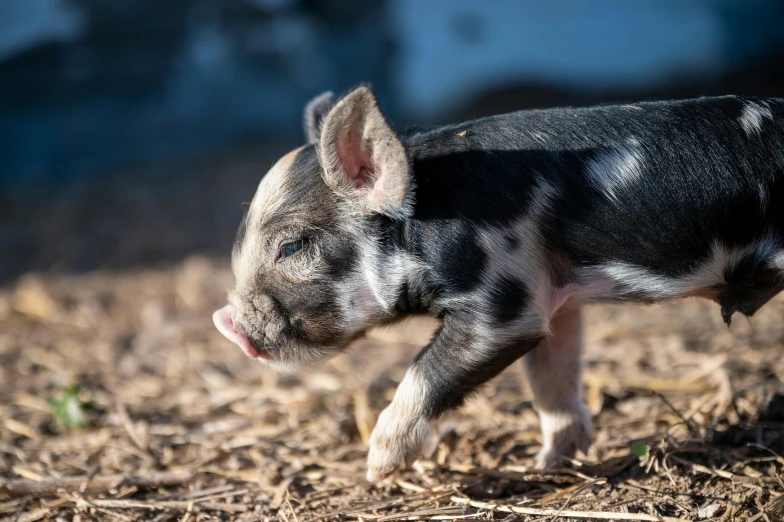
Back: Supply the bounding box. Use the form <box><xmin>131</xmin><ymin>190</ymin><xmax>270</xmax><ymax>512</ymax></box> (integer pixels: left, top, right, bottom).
<box><xmin>323</xmin><ymin>238</ymin><xmax>358</xmax><ymax>280</ymax></box>
<box><xmin>488</xmin><ymin>277</ymin><xmax>529</xmax><ymax>323</ymax></box>
<box><xmin>408</xmin><ymin>220</ymin><xmax>486</xmax><ymax>294</ymax></box>
<box><xmin>503</xmin><ymin>233</ymin><xmax>520</xmax><ymax>250</ymax></box>
<box><xmin>370</xmin><ymin>214</ymin><xmax>406</xmax><ymax>257</ymax></box>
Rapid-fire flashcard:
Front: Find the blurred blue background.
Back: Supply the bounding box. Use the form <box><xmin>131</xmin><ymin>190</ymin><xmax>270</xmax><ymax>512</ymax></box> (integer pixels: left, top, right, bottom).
<box><xmin>2</xmin><ymin>0</ymin><xmax>784</xmax><ymax>280</ymax></box>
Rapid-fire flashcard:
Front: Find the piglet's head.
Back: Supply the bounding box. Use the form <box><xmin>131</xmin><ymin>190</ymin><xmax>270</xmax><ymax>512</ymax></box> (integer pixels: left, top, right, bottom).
<box><xmin>213</xmin><ymin>86</ymin><xmax>413</xmax><ymax>371</ymax></box>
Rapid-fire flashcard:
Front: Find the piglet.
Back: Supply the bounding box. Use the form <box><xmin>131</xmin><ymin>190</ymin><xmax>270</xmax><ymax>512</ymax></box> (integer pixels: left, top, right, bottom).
<box><xmin>214</xmin><ymin>85</ymin><xmax>784</xmax><ymax>481</ymax></box>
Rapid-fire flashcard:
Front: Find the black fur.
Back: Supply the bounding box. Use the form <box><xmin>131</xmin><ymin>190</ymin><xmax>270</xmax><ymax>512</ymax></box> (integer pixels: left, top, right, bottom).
<box><xmin>407</xmin><ymin>219</ymin><xmax>487</xmax><ymax>296</ymax></box>
<box><xmin>303</xmin><ymin>91</ymin><xmax>336</xmax><ymax>143</ymax></box>
<box><xmin>489</xmin><ymin>277</ymin><xmax>530</xmax><ymax>324</ymax></box>
<box><xmin>404</xmin><ymin>95</ymin><xmax>784</xmax><ymax>296</ymax></box>
<box><xmin>414</xmin><ymin>314</ymin><xmax>541</xmax><ymax>418</ymax></box>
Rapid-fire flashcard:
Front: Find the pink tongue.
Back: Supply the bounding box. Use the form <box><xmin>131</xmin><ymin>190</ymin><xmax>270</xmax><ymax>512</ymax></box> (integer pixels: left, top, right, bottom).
<box><xmin>212</xmin><ymin>304</ymin><xmax>269</xmax><ymax>360</ymax></box>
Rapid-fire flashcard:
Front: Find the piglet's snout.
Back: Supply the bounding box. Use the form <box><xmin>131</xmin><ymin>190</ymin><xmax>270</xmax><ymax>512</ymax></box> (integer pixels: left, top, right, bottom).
<box><xmin>212</xmin><ymin>304</ymin><xmax>270</xmax><ymax>361</ymax></box>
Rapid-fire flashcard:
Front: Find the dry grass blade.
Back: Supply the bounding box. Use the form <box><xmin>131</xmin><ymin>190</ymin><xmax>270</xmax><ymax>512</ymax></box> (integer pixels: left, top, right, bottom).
<box><xmin>535</xmin><ymin>478</ymin><xmax>606</xmax><ymax>506</ymax></box>
<box><xmin>670</xmin><ymin>456</ymin><xmax>778</xmax><ymax>484</ymax></box>
<box><xmin>746</xmin><ymin>493</ymin><xmax>784</xmax><ymax>522</ymax></box>
<box><xmin>447</xmin><ymin>465</ymin><xmax>545</xmax><ymax>482</ymax></box>
<box><xmin>353</xmin><ymin>388</ymin><xmax>374</xmax><ymax>446</ymax></box>
<box><xmin>3</xmin><ymin>419</ymin><xmax>39</xmax><ymax>441</ymax></box>
<box><xmin>305</xmin><ymin>500</ymin><xmax>407</xmax><ymax>522</ymax></box>
<box><xmin>177</xmin><ymin>484</ymin><xmax>240</xmax><ymax>500</ymax></box>
<box><xmin>0</xmin><ymin>470</ymin><xmax>197</xmax><ymax>497</ymax></box>
<box><xmin>375</xmin><ymin>506</ymin><xmax>466</xmax><ymax>521</ymax></box>
<box><xmin>116</xmin><ymin>401</ymin><xmax>150</xmax><ymax>455</ymax></box>
<box><xmin>0</xmin><ymin>499</ymin><xmax>25</xmax><ymax>515</ymax></box>
<box><xmin>747</xmin><ymin>443</ymin><xmax>784</xmax><ymax>467</ymax></box>
<box><xmin>12</xmin><ymin>507</ymin><xmax>53</xmax><ymax>522</ymax></box>
<box><xmin>450</xmin><ymin>496</ymin><xmax>690</xmax><ymax>522</ymax></box>
<box><xmin>79</xmin><ymin>498</ymin><xmax>248</xmax><ymax>514</ymax></box>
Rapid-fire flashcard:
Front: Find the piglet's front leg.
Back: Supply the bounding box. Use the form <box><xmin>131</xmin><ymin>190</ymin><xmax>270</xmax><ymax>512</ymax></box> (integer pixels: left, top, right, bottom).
<box><xmin>367</xmin><ymin>313</ymin><xmax>541</xmax><ymax>481</ymax></box>
<box><xmin>366</xmin><ymin>367</ymin><xmax>433</xmax><ymax>481</ymax></box>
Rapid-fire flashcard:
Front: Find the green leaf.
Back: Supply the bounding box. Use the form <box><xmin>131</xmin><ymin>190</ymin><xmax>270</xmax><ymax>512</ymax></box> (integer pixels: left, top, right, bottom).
<box><xmin>630</xmin><ymin>440</ymin><xmax>650</xmax><ymax>463</ymax></box>
<box><xmin>48</xmin><ymin>384</ymin><xmax>91</xmax><ymax>430</ymax></box>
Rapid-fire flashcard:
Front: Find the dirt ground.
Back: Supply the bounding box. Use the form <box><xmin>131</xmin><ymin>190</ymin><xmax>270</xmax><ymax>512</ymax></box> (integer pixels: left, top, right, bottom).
<box><xmin>1</xmin><ymin>253</ymin><xmax>783</xmax><ymax>521</ymax></box>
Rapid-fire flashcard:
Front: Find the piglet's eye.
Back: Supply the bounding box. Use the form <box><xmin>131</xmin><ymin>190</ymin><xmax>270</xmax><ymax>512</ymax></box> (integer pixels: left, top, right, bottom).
<box><xmin>278</xmin><ymin>239</ymin><xmax>305</xmax><ymax>261</ymax></box>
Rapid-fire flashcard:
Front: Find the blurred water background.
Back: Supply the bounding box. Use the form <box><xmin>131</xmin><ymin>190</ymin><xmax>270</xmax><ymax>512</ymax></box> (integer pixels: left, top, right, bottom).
<box><xmin>2</xmin><ymin>0</ymin><xmax>784</xmax><ymax>280</ymax></box>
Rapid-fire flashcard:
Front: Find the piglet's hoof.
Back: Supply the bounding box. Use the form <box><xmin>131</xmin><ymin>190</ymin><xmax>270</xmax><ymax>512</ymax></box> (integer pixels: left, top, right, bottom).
<box><xmin>534</xmin><ymin>406</ymin><xmax>593</xmax><ymax>469</ymax></box>
<box><xmin>366</xmin><ymin>444</ymin><xmax>408</xmax><ymax>482</ymax></box>
<box><xmin>366</xmin><ymin>405</ymin><xmax>431</xmax><ymax>482</ymax></box>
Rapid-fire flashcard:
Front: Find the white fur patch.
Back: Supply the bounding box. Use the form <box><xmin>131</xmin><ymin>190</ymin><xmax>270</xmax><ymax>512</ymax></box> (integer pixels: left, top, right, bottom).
<box><xmin>462</xmin><ymin>178</ymin><xmax>559</xmax><ymax>349</ymax></box>
<box><xmin>739</xmin><ymin>101</ymin><xmax>773</xmax><ymax>136</ymax></box>
<box><xmin>582</xmin><ymin>236</ymin><xmax>781</xmax><ymax>299</ymax></box>
<box><xmin>769</xmin><ymin>250</ymin><xmax>784</xmax><ymax>271</ymax></box>
<box><xmin>249</xmin><ymin>147</ymin><xmax>303</xmax><ymax>220</ymax></box>
<box><xmin>596</xmin><ymin>262</ymin><xmax>682</xmax><ymax>297</ymax></box>
<box><xmin>534</xmin><ymin>405</ymin><xmax>592</xmax><ymax>468</ymax></box>
<box><xmin>335</xmin><ymin>236</ymin><xmax>429</xmax><ymax>335</ymax></box>
<box><xmin>367</xmin><ymin>367</ymin><xmax>433</xmax><ymax>481</ymax></box>
<box><xmin>232</xmin><ymin>147</ymin><xmax>304</xmax><ymax>284</ymax></box>
<box><xmin>584</xmin><ymin>140</ymin><xmax>644</xmax><ymax>203</ymax></box>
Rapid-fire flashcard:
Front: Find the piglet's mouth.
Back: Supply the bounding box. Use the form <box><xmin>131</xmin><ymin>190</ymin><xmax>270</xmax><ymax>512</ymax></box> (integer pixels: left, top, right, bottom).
<box><xmin>212</xmin><ymin>304</ymin><xmax>271</xmax><ymax>361</ymax></box>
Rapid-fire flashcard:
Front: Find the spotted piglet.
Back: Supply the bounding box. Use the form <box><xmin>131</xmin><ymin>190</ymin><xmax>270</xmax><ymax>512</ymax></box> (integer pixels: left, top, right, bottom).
<box><xmin>213</xmin><ymin>85</ymin><xmax>784</xmax><ymax>481</ymax></box>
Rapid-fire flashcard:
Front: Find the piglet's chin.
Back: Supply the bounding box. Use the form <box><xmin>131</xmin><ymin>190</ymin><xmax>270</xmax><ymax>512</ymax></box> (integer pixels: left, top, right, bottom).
<box><xmin>212</xmin><ymin>304</ymin><xmax>271</xmax><ymax>361</ymax></box>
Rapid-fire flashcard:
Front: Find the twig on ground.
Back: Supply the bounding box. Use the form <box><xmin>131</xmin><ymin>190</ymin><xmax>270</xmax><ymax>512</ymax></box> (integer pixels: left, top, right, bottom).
<box><xmin>13</xmin><ymin>507</ymin><xmax>52</xmax><ymax>522</ymax></box>
<box><xmin>0</xmin><ymin>469</ymin><xmax>197</xmax><ymax>497</ymax></box>
<box><xmin>547</xmin><ymin>478</ymin><xmax>607</xmax><ymax>522</ymax></box>
<box><xmin>639</xmin><ymin>389</ymin><xmax>700</xmax><ymax>437</ymax></box>
<box><xmin>77</xmin><ymin>498</ymin><xmax>247</xmax><ymax>514</ymax></box>
<box><xmin>536</xmin><ymin>478</ymin><xmax>606</xmax><ymax>507</ymax></box>
<box><xmin>177</xmin><ymin>484</ymin><xmax>241</xmax><ymax>501</ymax></box>
<box><xmin>747</xmin><ymin>443</ymin><xmax>784</xmax><ymax>467</ymax></box>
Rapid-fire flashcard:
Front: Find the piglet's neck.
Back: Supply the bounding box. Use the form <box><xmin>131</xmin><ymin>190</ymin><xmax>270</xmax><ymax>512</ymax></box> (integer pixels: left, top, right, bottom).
<box><xmin>365</xmin><ymin>214</ymin><xmax>436</xmax><ymax>316</ymax></box>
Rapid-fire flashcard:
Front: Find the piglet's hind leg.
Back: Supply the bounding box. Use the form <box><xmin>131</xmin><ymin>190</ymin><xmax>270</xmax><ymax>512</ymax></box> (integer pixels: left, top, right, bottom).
<box><xmin>523</xmin><ymin>305</ymin><xmax>592</xmax><ymax>468</ymax></box>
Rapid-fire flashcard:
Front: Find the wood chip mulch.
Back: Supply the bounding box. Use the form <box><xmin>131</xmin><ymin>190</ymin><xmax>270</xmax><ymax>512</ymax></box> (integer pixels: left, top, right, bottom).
<box><xmin>2</xmin><ymin>256</ymin><xmax>783</xmax><ymax>521</ymax></box>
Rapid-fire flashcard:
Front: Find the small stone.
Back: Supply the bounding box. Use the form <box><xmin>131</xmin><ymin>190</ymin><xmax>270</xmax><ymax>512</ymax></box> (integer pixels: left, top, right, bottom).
<box><xmin>697</xmin><ymin>502</ymin><xmax>722</xmax><ymax>519</ymax></box>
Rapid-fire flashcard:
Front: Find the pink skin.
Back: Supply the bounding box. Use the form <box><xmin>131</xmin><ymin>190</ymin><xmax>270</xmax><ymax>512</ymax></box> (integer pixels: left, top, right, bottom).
<box><xmin>212</xmin><ymin>305</ymin><xmax>271</xmax><ymax>361</ymax></box>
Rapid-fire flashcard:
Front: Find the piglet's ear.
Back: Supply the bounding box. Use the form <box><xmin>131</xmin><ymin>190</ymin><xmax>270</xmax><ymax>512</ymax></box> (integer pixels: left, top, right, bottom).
<box><xmin>303</xmin><ymin>91</ymin><xmax>335</xmax><ymax>144</ymax></box>
<box><xmin>318</xmin><ymin>86</ymin><xmax>411</xmax><ymax>217</ymax></box>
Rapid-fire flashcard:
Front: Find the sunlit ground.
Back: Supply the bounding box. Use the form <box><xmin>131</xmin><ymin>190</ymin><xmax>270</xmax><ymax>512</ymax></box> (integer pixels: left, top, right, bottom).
<box><xmin>1</xmin><ymin>255</ymin><xmax>782</xmax><ymax>520</ymax></box>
